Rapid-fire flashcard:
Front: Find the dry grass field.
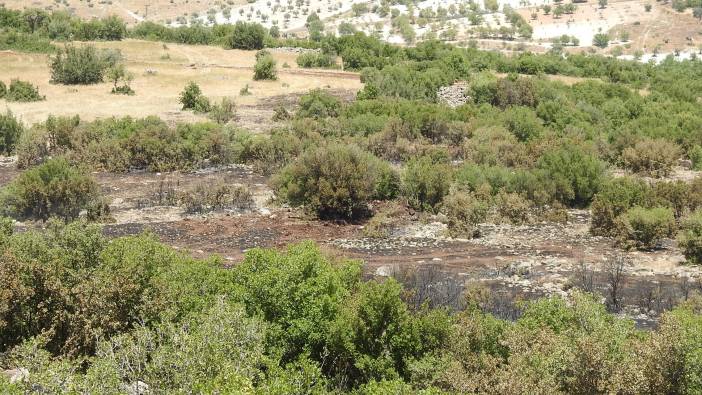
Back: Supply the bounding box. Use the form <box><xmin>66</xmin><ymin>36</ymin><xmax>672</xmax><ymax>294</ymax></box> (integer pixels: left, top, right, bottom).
<box><xmin>0</xmin><ymin>39</ymin><xmax>361</xmax><ymax>129</ymax></box>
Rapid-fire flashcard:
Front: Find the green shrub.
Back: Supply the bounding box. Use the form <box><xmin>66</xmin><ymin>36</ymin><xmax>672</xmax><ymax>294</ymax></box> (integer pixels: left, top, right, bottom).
<box><xmin>590</xmin><ymin>177</ymin><xmax>652</xmax><ymax>236</ymax></box>
<box><xmin>537</xmin><ymin>144</ymin><xmax>605</xmax><ymax>207</ymax></box>
<box><xmin>49</xmin><ymin>45</ymin><xmax>112</xmax><ymax>84</ymax></box>
<box><xmin>621</xmin><ymin>138</ymin><xmax>680</xmax><ymax>178</ymax></box>
<box><xmin>0</xmin><ymin>110</ymin><xmax>23</xmax><ymax>155</ymax></box>
<box><xmin>179</xmin><ymin>81</ymin><xmax>210</xmax><ymax>111</ymax></box>
<box><xmin>0</xmin><ymin>157</ymin><xmax>101</xmax><ymax>221</ymax></box>
<box><xmin>678</xmin><ymin>209</ymin><xmax>702</xmax><ymax>264</ymax></box>
<box><xmin>208</xmin><ymin>97</ymin><xmax>238</xmax><ymax>124</ymax></box>
<box><xmin>443</xmin><ymin>190</ymin><xmax>488</xmax><ymax>238</ymax></box>
<box><xmin>228</xmin><ymin>21</ymin><xmax>266</xmax><ymax>50</ymax></box>
<box><xmin>615</xmin><ymin>206</ymin><xmax>675</xmax><ymax>250</ymax></box>
<box><xmin>4</xmin><ymin>79</ymin><xmax>44</xmax><ymax>102</ymax></box>
<box><xmin>401</xmin><ymin>155</ymin><xmax>453</xmax><ymax>212</ymax></box>
<box><xmin>297</xmin><ymin>89</ymin><xmax>341</xmax><ymax>119</ymax></box>
<box><xmin>273</xmin><ymin>144</ymin><xmax>394</xmax><ymax>219</ymax></box>
<box><xmin>503</xmin><ymin>106</ymin><xmax>542</xmax><ymax>142</ymax></box>
<box><xmin>0</xmin><ymin>81</ymin><xmax>6</xmax><ymax>98</ymax></box>
<box><xmin>296</xmin><ymin>52</ymin><xmax>335</xmax><ymax>68</ymax></box>
<box><xmin>253</xmin><ymin>54</ymin><xmax>277</xmax><ymax>80</ymax></box>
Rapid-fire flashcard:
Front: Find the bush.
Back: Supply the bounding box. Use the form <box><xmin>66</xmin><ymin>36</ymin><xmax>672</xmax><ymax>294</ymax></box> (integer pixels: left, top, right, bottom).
<box><xmin>590</xmin><ymin>177</ymin><xmax>652</xmax><ymax>236</ymax></box>
<box><xmin>0</xmin><ymin>157</ymin><xmax>101</xmax><ymax>221</ymax></box>
<box><xmin>493</xmin><ymin>190</ymin><xmax>531</xmax><ymax>224</ymax></box>
<box><xmin>615</xmin><ymin>206</ymin><xmax>675</xmax><ymax>250</ymax></box>
<box><xmin>253</xmin><ymin>54</ymin><xmax>277</xmax><ymax>80</ymax></box>
<box><xmin>0</xmin><ymin>110</ymin><xmax>23</xmax><ymax>155</ymax></box>
<box><xmin>296</xmin><ymin>52</ymin><xmax>335</xmax><ymax>68</ymax></box>
<box><xmin>49</xmin><ymin>45</ymin><xmax>111</xmax><ymax>84</ymax></box>
<box><xmin>621</xmin><ymin>138</ymin><xmax>680</xmax><ymax>178</ymax></box>
<box><xmin>228</xmin><ymin>21</ymin><xmax>266</xmax><ymax>50</ymax></box>
<box><xmin>273</xmin><ymin>144</ymin><xmax>395</xmax><ymax>219</ymax></box>
<box><xmin>678</xmin><ymin>209</ymin><xmax>702</xmax><ymax>264</ymax></box>
<box><xmin>0</xmin><ymin>81</ymin><xmax>5</xmax><ymax>98</ymax></box>
<box><xmin>296</xmin><ymin>89</ymin><xmax>341</xmax><ymax>119</ymax></box>
<box><xmin>180</xmin><ymin>181</ymin><xmax>253</xmax><ymax>213</ymax></box>
<box><xmin>179</xmin><ymin>82</ymin><xmax>210</xmax><ymax>112</ymax></box>
<box><xmin>4</xmin><ymin>79</ymin><xmax>44</xmax><ymax>102</ymax></box>
<box><xmin>208</xmin><ymin>97</ymin><xmax>238</xmax><ymax>124</ymax></box>
<box><xmin>443</xmin><ymin>190</ymin><xmax>488</xmax><ymax>238</ymax></box>
<box><xmin>401</xmin><ymin>155</ymin><xmax>453</xmax><ymax>212</ymax></box>
<box><xmin>537</xmin><ymin>145</ymin><xmax>605</xmax><ymax>207</ymax></box>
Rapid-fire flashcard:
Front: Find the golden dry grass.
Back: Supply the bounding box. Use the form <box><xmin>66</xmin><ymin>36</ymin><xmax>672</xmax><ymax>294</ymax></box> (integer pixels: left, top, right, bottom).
<box><xmin>0</xmin><ymin>39</ymin><xmax>361</xmax><ymax>128</ymax></box>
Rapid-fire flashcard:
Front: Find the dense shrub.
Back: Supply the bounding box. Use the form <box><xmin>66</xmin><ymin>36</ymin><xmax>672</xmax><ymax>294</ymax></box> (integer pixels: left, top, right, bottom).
<box><xmin>297</xmin><ymin>89</ymin><xmax>342</xmax><ymax>119</ymax></box>
<box><xmin>0</xmin><ymin>110</ymin><xmax>23</xmax><ymax>155</ymax></box>
<box><xmin>48</xmin><ymin>45</ymin><xmax>111</xmax><ymax>84</ymax></box>
<box><xmin>296</xmin><ymin>51</ymin><xmax>336</xmax><ymax>68</ymax></box>
<box><xmin>4</xmin><ymin>79</ymin><xmax>44</xmax><ymax>102</ymax></box>
<box><xmin>443</xmin><ymin>190</ymin><xmax>488</xmax><ymax>237</ymax></box>
<box><xmin>590</xmin><ymin>177</ymin><xmax>652</xmax><ymax>236</ymax></box>
<box><xmin>536</xmin><ymin>144</ymin><xmax>605</xmax><ymax>207</ymax></box>
<box><xmin>179</xmin><ymin>82</ymin><xmax>210</xmax><ymax>112</ymax></box>
<box><xmin>621</xmin><ymin>138</ymin><xmax>681</xmax><ymax>178</ymax></box>
<box><xmin>401</xmin><ymin>155</ymin><xmax>453</xmax><ymax>212</ymax></box>
<box><xmin>227</xmin><ymin>21</ymin><xmax>266</xmax><ymax>50</ymax></box>
<box><xmin>678</xmin><ymin>209</ymin><xmax>702</xmax><ymax>264</ymax></box>
<box><xmin>253</xmin><ymin>53</ymin><xmax>277</xmax><ymax>80</ymax></box>
<box><xmin>273</xmin><ymin>144</ymin><xmax>396</xmax><ymax>219</ymax></box>
<box><xmin>0</xmin><ymin>158</ymin><xmax>100</xmax><ymax>221</ymax></box>
<box><xmin>615</xmin><ymin>206</ymin><xmax>675</xmax><ymax>250</ymax></box>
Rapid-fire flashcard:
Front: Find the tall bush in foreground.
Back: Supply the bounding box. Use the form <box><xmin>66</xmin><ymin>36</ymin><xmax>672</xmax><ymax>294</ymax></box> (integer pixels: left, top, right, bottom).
<box><xmin>273</xmin><ymin>144</ymin><xmax>396</xmax><ymax>219</ymax></box>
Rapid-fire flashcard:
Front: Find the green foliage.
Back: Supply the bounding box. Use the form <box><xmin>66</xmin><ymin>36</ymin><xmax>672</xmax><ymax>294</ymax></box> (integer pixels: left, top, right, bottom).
<box><xmin>590</xmin><ymin>177</ymin><xmax>652</xmax><ymax>236</ymax></box>
<box><xmin>0</xmin><ymin>110</ymin><xmax>23</xmax><ymax>155</ymax></box>
<box><xmin>179</xmin><ymin>81</ymin><xmax>209</xmax><ymax>111</ymax></box>
<box><xmin>536</xmin><ymin>144</ymin><xmax>605</xmax><ymax>207</ymax></box>
<box><xmin>273</xmin><ymin>144</ymin><xmax>396</xmax><ymax>219</ymax></box>
<box><xmin>227</xmin><ymin>21</ymin><xmax>266</xmax><ymax>50</ymax></box>
<box><xmin>297</xmin><ymin>89</ymin><xmax>342</xmax><ymax>119</ymax></box>
<box><xmin>678</xmin><ymin>209</ymin><xmax>702</xmax><ymax>264</ymax></box>
<box><xmin>253</xmin><ymin>53</ymin><xmax>277</xmax><ymax>80</ymax></box>
<box><xmin>48</xmin><ymin>45</ymin><xmax>111</xmax><ymax>84</ymax></box>
<box><xmin>0</xmin><ymin>158</ymin><xmax>101</xmax><ymax>221</ymax></box>
<box><xmin>296</xmin><ymin>51</ymin><xmax>336</xmax><ymax>68</ymax></box>
<box><xmin>615</xmin><ymin>206</ymin><xmax>676</xmax><ymax>250</ymax></box>
<box><xmin>4</xmin><ymin>79</ymin><xmax>44</xmax><ymax>102</ymax></box>
<box><xmin>401</xmin><ymin>155</ymin><xmax>453</xmax><ymax>212</ymax></box>
<box><xmin>208</xmin><ymin>97</ymin><xmax>238</xmax><ymax>124</ymax></box>
<box><xmin>443</xmin><ymin>190</ymin><xmax>488</xmax><ymax>237</ymax></box>
<box><xmin>593</xmin><ymin>33</ymin><xmax>610</xmax><ymax>48</ymax></box>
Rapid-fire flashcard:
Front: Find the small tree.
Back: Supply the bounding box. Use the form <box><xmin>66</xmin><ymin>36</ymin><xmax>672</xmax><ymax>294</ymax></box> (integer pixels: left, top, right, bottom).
<box><xmin>593</xmin><ymin>33</ymin><xmax>610</xmax><ymax>48</ymax></box>
<box><xmin>179</xmin><ymin>82</ymin><xmax>210</xmax><ymax>112</ymax></box>
<box><xmin>598</xmin><ymin>0</ymin><xmax>608</xmax><ymax>8</ymax></box>
<box><xmin>253</xmin><ymin>54</ymin><xmax>277</xmax><ymax>80</ymax></box>
<box><xmin>694</xmin><ymin>7</ymin><xmax>702</xmax><ymax>22</ymax></box>
<box><xmin>228</xmin><ymin>21</ymin><xmax>266</xmax><ymax>50</ymax></box>
<box><xmin>543</xmin><ymin>5</ymin><xmax>552</xmax><ymax>14</ymax></box>
<box><xmin>644</xmin><ymin>3</ymin><xmax>652</xmax><ymax>11</ymax></box>
<box><xmin>106</xmin><ymin>64</ymin><xmax>135</xmax><ymax>95</ymax></box>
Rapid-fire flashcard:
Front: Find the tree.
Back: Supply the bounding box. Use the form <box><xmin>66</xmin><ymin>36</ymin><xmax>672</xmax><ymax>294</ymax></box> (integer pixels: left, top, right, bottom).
<box><xmin>306</xmin><ymin>13</ymin><xmax>324</xmax><ymax>42</ymax></box>
<box><xmin>593</xmin><ymin>33</ymin><xmax>610</xmax><ymax>48</ymax></box>
<box><xmin>227</xmin><ymin>21</ymin><xmax>266</xmax><ymax>50</ymax></box>
<box><xmin>553</xmin><ymin>5</ymin><xmax>564</xmax><ymax>18</ymax></box>
<box><xmin>599</xmin><ymin>0</ymin><xmax>608</xmax><ymax>8</ymax></box>
<box><xmin>106</xmin><ymin>64</ymin><xmax>134</xmax><ymax>95</ymax></box>
<box><xmin>543</xmin><ymin>4</ymin><xmax>552</xmax><ymax>14</ymax></box>
<box><xmin>179</xmin><ymin>81</ymin><xmax>209</xmax><ymax>111</ymax></box>
<box><xmin>253</xmin><ymin>53</ymin><xmax>277</xmax><ymax>80</ymax></box>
